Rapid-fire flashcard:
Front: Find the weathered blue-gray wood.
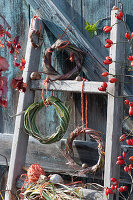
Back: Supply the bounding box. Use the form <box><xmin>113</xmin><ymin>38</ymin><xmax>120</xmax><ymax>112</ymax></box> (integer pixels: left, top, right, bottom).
<box><xmin>104</xmin><ymin>9</ymin><xmax>125</xmax><ymax>200</ymax></box>
<box><xmin>0</xmin><ymin>0</ymin><xmax>29</xmax><ymax>134</ymax></box>
<box><xmin>52</xmin><ymin>0</ymin><xmax>82</xmax><ymax>32</ymax></box>
<box><xmin>26</xmin><ymin>0</ymin><xmax>109</xmax><ymax>82</ymax></box>
<box><xmin>5</xmin><ymin>19</ymin><xmax>44</xmax><ymax>199</ymax></box>
<box><xmin>31</xmin><ymin>80</ymin><xmax>106</xmax><ymax>94</ymax></box>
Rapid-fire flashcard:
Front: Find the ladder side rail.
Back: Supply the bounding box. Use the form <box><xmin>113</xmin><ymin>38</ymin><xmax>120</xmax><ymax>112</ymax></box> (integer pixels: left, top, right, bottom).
<box><xmin>104</xmin><ymin>9</ymin><xmax>125</xmax><ymax>200</ymax></box>
<box><xmin>5</xmin><ymin>18</ymin><xmax>44</xmax><ymax>199</ymax></box>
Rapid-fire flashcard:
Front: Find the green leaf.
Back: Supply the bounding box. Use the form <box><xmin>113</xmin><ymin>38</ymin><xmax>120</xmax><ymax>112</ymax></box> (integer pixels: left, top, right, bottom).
<box><xmin>85</xmin><ymin>21</ymin><xmax>98</xmax><ymax>38</ymax></box>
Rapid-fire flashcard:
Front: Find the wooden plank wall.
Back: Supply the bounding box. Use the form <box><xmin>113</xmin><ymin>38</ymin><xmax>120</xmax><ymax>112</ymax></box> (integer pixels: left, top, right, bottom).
<box><xmin>1</xmin><ymin>0</ymin><xmax>133</xmax><ymax>186</ymax></box>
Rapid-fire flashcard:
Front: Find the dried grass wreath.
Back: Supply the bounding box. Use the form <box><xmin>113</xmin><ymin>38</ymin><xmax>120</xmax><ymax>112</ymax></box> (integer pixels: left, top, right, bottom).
<box><xmin>24</xmin><ymin>96</ymin><xmax>70</xmax><ymax>144</ymax></box>
<box><xmin>65</xmin><ymin>126</ymin><xmax>105</xmax><ymax>174</ymax></box>
<box><xmin>43</xmin><ymin>39</ymin><xmax>84</xmax><ymax>81</ymax></box>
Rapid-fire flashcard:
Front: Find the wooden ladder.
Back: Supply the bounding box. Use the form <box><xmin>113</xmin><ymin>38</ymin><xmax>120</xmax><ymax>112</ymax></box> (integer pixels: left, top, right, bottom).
<box><xmin>5</xmin><ymin>9</ymin><xmax>125</xmax><ymax>200</ymax></box>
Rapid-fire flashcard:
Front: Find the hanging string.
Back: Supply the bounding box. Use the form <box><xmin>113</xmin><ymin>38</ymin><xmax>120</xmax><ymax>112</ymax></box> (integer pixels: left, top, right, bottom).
<box><xmin>81</xmin><ymin>79</ymin><xmax>88</xmax><ymax>132</ymax></box>
<box><xmin>56</xmin><ymin>41</ymin><xmax>70</xmax><ymax>49</ymax></box>
<box><xmin>20</xmin><ymin>174</ymin><xmax>29</xmax><ymax>193</ymax></box>
<box><xmin>85</xmin><ymin>93</ymin><xmax>88</xmax><ymax>128</ymax></box>
<box><xmin>42</xmin><ymin>76</ymin><xmax>49</xmax><ymax>106</ymax></box>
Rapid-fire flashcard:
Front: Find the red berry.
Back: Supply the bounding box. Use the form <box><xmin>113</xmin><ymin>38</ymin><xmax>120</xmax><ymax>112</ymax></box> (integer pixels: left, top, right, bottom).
<box><xmin>129</xmin><ymin>106</ymin><xmax>133</xmax><ymax>116</ymax></box>
<box><xmin>115</xmin><ymin>14</ymin><xmax>122</xmax><ymax>20</ymax></box>
<box><xmin>122</xmin><ymin>186</ymin><xmax>128</xmax><ymax>191</ymax></box>
<box><xmin>103</xmin><ymin>26</ymin><xmax>110</xmax><ymax>31</ymax></box>
<box><xmin>106</xmin><ymin>56</ymin><xmax>112</xmax><ymax>62</ymax></box>
<box><xmin>128</xmin><ymin>167</ymin><xmax>132</xmax><ymax>173</ymax></box>
<box><xmin>117</xmin><ymin>156</ymin><xmax>123</xmax><ymax>160</ymax></box>
<box><xmin>129</xmin><ymin>156</ymin><xmax>133</xmax><ymax>162</ymax></box>
<box><xmin>118</xmin><ymin>187</ymin><xmax>124</xmax><ymax>193</ymax></box>
<box><xmin>125</xmin><ymin>32</ymin><xmax>131</xmax><ymax>40</ymax></box>
<box><xmin>114</xmin><ymin>184</ymin><xmax>118</xmax><ymax>189</ymax></box>
<box><xmin>124</xmin><ymin>100</ymin><xmax>130</xmax><ymax>105</ymax></box>
<box><xmin>128</xmin><ymin>164</ymin><xmax>133</xmax><ymax>172</ymax></box>
<box><xmin>98</xmin><ymin>86</ymin><xmax>106</xmax><ymax>91</ymax></box>
<box><xmin>120</xmin><ymin>134</ymin><xmax>126</xmax><ymax>142</ymax></box>
<box><xmin>102</xmin><ymin>72</ymin><xmax>109</xmax><ymax>77</ymax></box>
<box><xmin>131</xmin><ymin>61</ymin><xmax>133</xmax><ymax>67</ymax></box>
<box><xmin>129</xmin><ymin>164</ymin><xmax>133</xmax><ymax>168</ymax></box>
<box><xmin>128</xmin><ymin>56</ymin><xmax>133</xmax><ymax>61</ymax></box>
<box><xmin>130</xmin><ymin>139</ymin><xmax>133</xmax><ymax>145</ymax></box>
<box><xmin>126</xmin><ymin>139</ymin><xmax>133</xmax><ymax>145</ymax></box>
<box><xmin>122</xmin><ymin>152</ymin><xmax>126</xmax><ymax>159</ymax></box>
<box><xmin>111</xmin><ymin>178</ymin><xmax>117</xmax><ymax>182</ymax></box>
<box><xmin>111</xmin><ymin>185</ymin><xmax>115</xmax><ymax>190</ymax></box>
<box><xmin>104</xmin><ymin>43</ymin><xmax>111</xmax><ymax>48</ymax></box>
<box><xmin>132</xmin><ymin>32</ymin><xmax>133</xmax><ymax>38</ymax></box>
<box><xmin>116</xmin><ymin>160</ymin><xmax>125</xmax><ymax>165</ymax></box>
<box><xmin>105</xmin><ymin>188</ymin><xmax>109</xmax><ymax>196</ymax></box>
<box><xmin>107</xmin><ymin>188</ymin><xmax>113</xmax><ymax>194</ymax></box>
<box><xmin>104</xmin><ymin>27</ymin><xmax>112</xmax><ymax>33</ymax></box>
<box><xmin>124</xmin><ymin>166</ymin><xmax>129</xmax><ymax>173</ymax></box>
<box><xmin>103</xmin><ymin>60</ymin><xmax>112</xmax><ymax>65</ymax></box>
<box><xmin>129</xmin><ymin>102</ymin><xmax>133</xmax><ymax>106</ymax></box>
<box><xmin>109</xmin><ymin>78</ymin><xmax>118</xmax><ymax>83</ymax></box>
<box><xmin>118</xmin><ymin>11</ymin><xmax>124</xmax><ymax>18</ymax></box>
<box><xmin>105</xmin><ymin>39</ymin><xmax>113</xmax><ymax>44</ymax></box>
<box><xmin>102</xmin><ymin>82</ymin><xmax>108</xmax><ymax>88</ymax></box>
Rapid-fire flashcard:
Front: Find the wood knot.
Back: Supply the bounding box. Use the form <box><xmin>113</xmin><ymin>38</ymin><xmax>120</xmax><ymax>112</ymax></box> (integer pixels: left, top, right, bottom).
<box><xmin>82</xmin><ymin>163</ymin><xmax>88</xmax><ymax>169</ymax></box>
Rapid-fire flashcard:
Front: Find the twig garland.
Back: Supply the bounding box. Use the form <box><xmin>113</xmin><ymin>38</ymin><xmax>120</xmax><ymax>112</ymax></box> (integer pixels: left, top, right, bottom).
<box><xmin>30</xmin><ymin>16</ymin><xmax>43</xmax><ymax>48</ymax></box>
<box><xmin>43</xmin><ymin>39</ymin><xmax>84</xmax><ymax>81</ymax></box>
<box><xmin>65</xmin><ymin>126</ymin><xmax>105</xmax><ymax>174</ymax></box>
<box><xmin>24</xmin><ymin>96</ymin><xmax>70</xmax><ymax>144</ymax></box>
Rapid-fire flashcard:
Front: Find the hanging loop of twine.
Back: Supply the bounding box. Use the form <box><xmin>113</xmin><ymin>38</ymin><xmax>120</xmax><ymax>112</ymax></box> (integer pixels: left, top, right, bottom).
<box><xmin>81</xmin><ymin>78</ymin><xmax>88</xmax><ymax>132</ymax></box>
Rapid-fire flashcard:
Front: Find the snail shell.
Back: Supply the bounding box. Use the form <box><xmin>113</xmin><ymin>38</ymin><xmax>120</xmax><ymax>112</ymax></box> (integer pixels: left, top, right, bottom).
<box><xmin>82</xmin><ymin>163</ymin><xmax>88</xmax><ymax>169</ymax></box>
<box><xmin>30</xmin><ymin>72</ymin><xmax>41</xmax><ymax>80</ymax></box>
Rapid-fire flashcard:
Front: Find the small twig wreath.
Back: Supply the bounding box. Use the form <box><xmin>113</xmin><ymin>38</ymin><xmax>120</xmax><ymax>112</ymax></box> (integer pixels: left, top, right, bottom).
<box><xmin>43</xmin><ymin>39</ymin><xmax>84</xmax><ymax>81</ymax></box>
<box><xmin>30</xmin><ymin>30</ymin><xmax>43</xmax><ymax>48</ymax></box>
<box><xmin>24</xmin><ymin>96</ymin><xmax>70</xmax><ymax>144</ymax></box>
<box><xmin>65</xmin><ymin>126</ymin><xmax>105</xmax><ymax>174</ymax></box>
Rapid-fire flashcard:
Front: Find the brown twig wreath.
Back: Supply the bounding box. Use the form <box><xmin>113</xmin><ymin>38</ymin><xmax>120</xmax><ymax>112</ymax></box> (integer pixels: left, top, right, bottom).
<box><xmin>30</xmin><ymin>30</ymin><xmax>43</xmax><ymax>48</ymax></box>
<box><xmin>43</xmin><ymin>39</ymin><xmax>84</xmax><ymax>81</ymax></box>
<box><xmin>30</xmin><ymin>16</ymin><xmax>43</xmax><ymax>48</ymax></box>
<box><xmin>65</xmin><ymin>126</ymin><xmax>105</xmax><ymax>174</ymax></box>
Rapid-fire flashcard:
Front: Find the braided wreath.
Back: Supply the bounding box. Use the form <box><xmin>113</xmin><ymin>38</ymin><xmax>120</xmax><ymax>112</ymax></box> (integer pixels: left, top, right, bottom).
<box><xmin>24</xmin><ymin>96</ymin><xmax>70</xmax><ymax>144</ymax></box>
<box><xmin>43</xmin><ymin>39</ymin><xmax>84</xmax><ymax>81</ymax></box>
<box><xmin>65</xmin><ymin>126</ymin><xmax>105</xmax><ymax>174</ymax></box>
